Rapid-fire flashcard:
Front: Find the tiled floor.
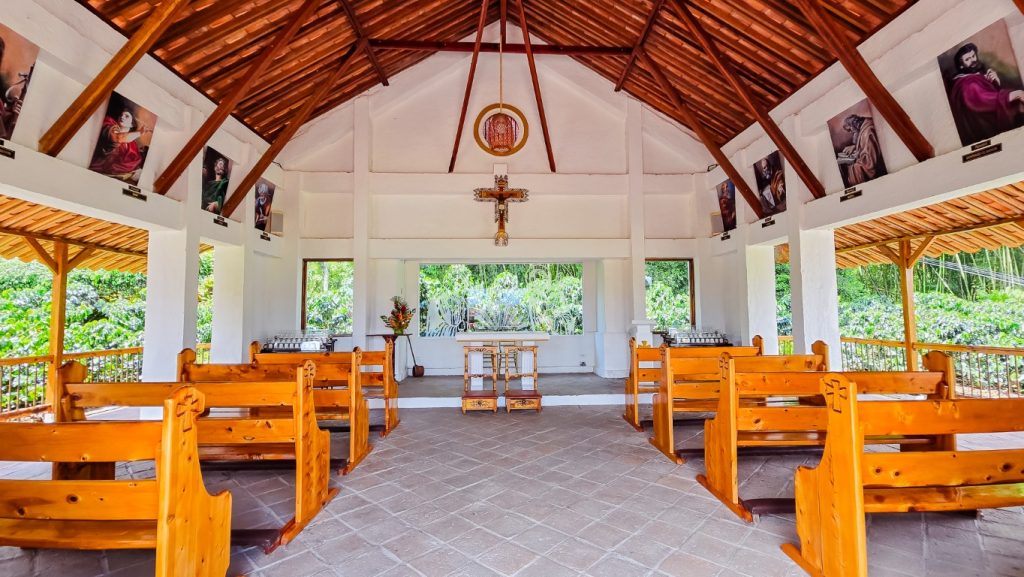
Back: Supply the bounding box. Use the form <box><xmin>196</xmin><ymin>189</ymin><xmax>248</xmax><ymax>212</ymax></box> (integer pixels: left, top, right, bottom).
<box><xmin>396</xmin><ymin>373</ymin><xmax>623</xmax><ymax>398</ymax></box>
<box><xmin>2</xmin><ymin>406</ymin><xmax>1022</xmax><ymax>577</ymax></box>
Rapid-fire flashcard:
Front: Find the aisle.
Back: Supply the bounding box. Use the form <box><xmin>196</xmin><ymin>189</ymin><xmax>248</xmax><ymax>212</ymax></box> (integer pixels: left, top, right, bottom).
<box><xmin>5</xmin><ymin>407</ymin><xmax>1022</xmax><ymax>576</ymax></box>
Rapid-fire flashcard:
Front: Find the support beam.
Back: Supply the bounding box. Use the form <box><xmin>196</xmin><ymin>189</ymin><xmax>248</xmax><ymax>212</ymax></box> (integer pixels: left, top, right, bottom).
<box><xmin>615</xmin><ymin>0</ymin><xmax>665</xmax><ymax>92</ymax></box>
<box><xmin>667</xmin><ymin>0</ymin><xmax>826</xmax><ymax>199</ymax></box>
<box><xmin>1</xmin><ymin>226</ymin><xmax>146</xmax><ymax>258</ymax></box>
<box><xmin>897</xmin><ymin>240</ymin><xmax>918</xmax><ymax>370</ymax></box>
<box><xmin>222</xmin><ymin>44</ymin><xmax>360</xmax><ymax>217</ymax></box>
<box><xmin>515</xmin><ymin>0</ymin><xmax>556</xmax><ymax>172</ymax></box>
<box><xmin>38</xmin><ymin>0</ymin><xmax>191</xmax><ymax>156</ymax></box>
<box><xmin>500</xmin><ymin>0</ymin><xmax>508</xmax><ymax>46</ymax></box>
<box><xmin>449</xmin><ymin>0</ymin><xmax>490</xmax><ymax>174</ymax></box>
<box><xmin>836</xmin><ymin>215</ymin><xmax>1024</xmax><ymax>254</ymax></box>
<box><xmin>1017</xmin><ymin>0</ymin><xmax>1024</xmax><ymax>15</ymax></box>
<box><xmin>908</xmin><ymin>236</ymin><xmax>936</xmax><ymax>267</ymax></box>
<box><xmin>793</xmin><ymin>0</ymin><xmax>933</xmax><ymax>162</ymax></box>
<box><xmin>640</xmin><ymin>51</ymin><xmax>765</xmax><ymax>219</ymax></box>
<box><xmin>67</xmin><ymin>247</ymin><xmax>96</xmax><ymax>270</ymax></box>
<box><xmin>153</xmin><ymin>0</ymin><xmax>323</xmax><ymax>196</ymax></box>
<box><xmin>22</xmin><ymin>236</ymin><xmax>57</xmax><ymax>272</ymax></box>
<box><xmin>339</xmin><ymin>0</ymin><xmax>389</xmax><ymax>86</ymax></box>
<box><xmin>46</xmin><ymin>242</ymin><xmax>69</xmax><ymax>407</ymax></box>
<box><xmin>368</xmin><ymin>39</ymin><xmax>632</xmax><ymax>55</ymax></box>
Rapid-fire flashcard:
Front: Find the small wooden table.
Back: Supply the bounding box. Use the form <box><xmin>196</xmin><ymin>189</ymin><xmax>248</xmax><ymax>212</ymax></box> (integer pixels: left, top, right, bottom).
<box><xmin>455</xmin><ymin>332</ymin><xmax>549</xmax><ymax>390</ymax></box>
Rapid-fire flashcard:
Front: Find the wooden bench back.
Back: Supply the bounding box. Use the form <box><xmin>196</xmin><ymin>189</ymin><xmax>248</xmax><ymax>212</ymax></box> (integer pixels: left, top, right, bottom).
<box><xmin>0</xmin><ymin>387</ymin><xmax>232</xmax><ymax>576</ymax></box>
<box><xmin>181</xmin><ymin>348</ymin><xmax>356</xmax><ymax>386</ymax></box>
<box><xmin>784</xmin><ymin>368</ymin><xmax>1024</xmax><ymax>576</ymax></box>
<box><xmin>250</xmin><ymin>341</ymin><xmax>393</xmax><ymax>389</ymax></box>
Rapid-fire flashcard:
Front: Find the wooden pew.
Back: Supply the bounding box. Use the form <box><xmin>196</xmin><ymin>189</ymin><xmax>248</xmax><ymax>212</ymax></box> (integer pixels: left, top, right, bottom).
<box><xmin>698</xmin><ymin>350</ymin><xmax>953</xmax><ymax>522</ymax></box>
<box><xmin>624</xmin><ymin>336</ymin><xmax>764</xmax><ymax>432</ymax></box>
<box><xmin>647</xmin><ymin>338</ymin><xmax>771</xmax><ymax>464</ymax></box>
<box><xmin>59</xmin><ymin>359</ymin><xmax>337</xmax><ymax>552</ymax></box>
<box><xmin>249</xmin><ymin>342</ymin><xmax>400</xmax><ymax>438</ymax></box>
<box><xmin>782</xmin><ymin>367</ymin><xmax>1024</xmax><ymax>577</ymax></box>
<box><xmin>0</xmin><ymin>387</ymin><xmax>232</xmax><ymax>577</ymax></box>
<box><xmin>179</xmin><ymin>349</ymin><xmax>372</xmax><ymax>475</ymax></box>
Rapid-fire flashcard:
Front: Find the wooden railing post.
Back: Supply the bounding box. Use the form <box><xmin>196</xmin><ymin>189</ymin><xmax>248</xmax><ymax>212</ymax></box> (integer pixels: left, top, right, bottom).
<box><xmin>46</xmin><ymin>242</ymin><xmax>69</xmax><ymax>406</ymax></box>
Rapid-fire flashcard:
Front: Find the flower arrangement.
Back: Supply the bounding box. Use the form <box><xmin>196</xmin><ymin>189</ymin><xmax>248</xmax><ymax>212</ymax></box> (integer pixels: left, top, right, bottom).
<box><xmin>380</xmin><ymin>296</ymin><xmax>415</xmax><ymax>335</ymax></box>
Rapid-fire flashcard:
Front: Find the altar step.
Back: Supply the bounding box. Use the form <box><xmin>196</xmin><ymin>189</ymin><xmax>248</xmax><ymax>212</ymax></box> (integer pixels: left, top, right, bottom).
<box><xmin>369</xmin><ymin>393</ymin><xmax>654</xmax><ymax>409</ymax></box>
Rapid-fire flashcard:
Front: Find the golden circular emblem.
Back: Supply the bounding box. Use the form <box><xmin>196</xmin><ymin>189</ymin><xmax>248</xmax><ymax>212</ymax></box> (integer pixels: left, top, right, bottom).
<box><xmin>473</xmin><ymin>103</ymin><xmax>529</xmax><ymax>157</ymax></box>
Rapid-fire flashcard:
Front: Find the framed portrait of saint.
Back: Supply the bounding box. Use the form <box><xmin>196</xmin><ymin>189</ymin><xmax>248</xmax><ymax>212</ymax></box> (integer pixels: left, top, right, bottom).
<box><xmin>0</xmin><ymin>23</ymin><xmax>40</xmax><ymax>141</ymax></box>
<box><xmin>827</xmin><ymin>99</ymin><xmax>887</xmax><ymax>189</ymax></box>
<box><xmin>88</xmin><ymin>92</ymin><xmax>157</xmax><ymax>186</ymax></box>
<box><xmin>752</xmin><ymin>151</ymin><xmax>786</xmax><ymax>216</ymax></box>
<box><xmin>938</xmin><ymin>19</ymin><xmax>1024</xmax><ymax>147</ymax></box>
<box><xmin>201</xmin><ymin>146</ymin><xmax>234</xmax><ymax>215</ymax></box>
<box><xmin>254</xmin><ymin>178</ymin><xmax>276</xmax><ymax>231</ymax></box>
<box><xmin>716</xmin><ymin>180</ymin><xmax>737</xmax><ymax>231</ymax></box>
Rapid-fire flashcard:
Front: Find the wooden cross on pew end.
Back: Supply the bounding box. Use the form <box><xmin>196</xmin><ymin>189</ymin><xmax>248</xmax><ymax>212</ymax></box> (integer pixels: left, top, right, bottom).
<box><xmin>473</xmin><ymin>175</ymin><xmax>529</xmax><ymax>246</ymax></box>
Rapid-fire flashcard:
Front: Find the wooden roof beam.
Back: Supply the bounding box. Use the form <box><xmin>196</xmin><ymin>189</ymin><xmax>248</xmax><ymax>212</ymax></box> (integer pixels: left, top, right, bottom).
<box><xmin>223</xmin><ymin>44</ymin><xmax>361</xmax><ymax>218</ymax></box>
<box><xmin>368</xmin><ymin>39</ymin><xmax>631</xmax><ymax>56</ymax></box>
<box><xmin>794</xmin><ymin>0</ymin><xmax>933</xmax><ymax>162</ymax></box>
<box><xmin>836</xmin><ymin>215</ymin><xmax>1024</xmax><ymax>254</ymax></box>
<box><xmin>615</xmin><ymin>0</ymin><xmax>666</xmax><ymax>92</ymax></box>
<box><xmin>39</xmin><ymin>0</ymin><xmax>190</xmax><ymax>156</ymax></box>
<box><xmin>153</xmin><ymin>0</ymin><xmax>323</xmax><ymax>196</ymax></box>
<box><xmin>667</xmin><ymin>0</ymin><xmax>826</xmax><ymax>199</ymax></box>
<box><xmin>339</xmin><ymin>0</ymin><xmax>389</xmax><ymax>87</ymax></box>
<box><xmin>449</xmin><ymin>0</ymin><xmax>491</xmax><ymax>173</ymax></box>
<box><xmin>1016</xmin><ymin>0</ymin><xmax>1024</xmax><ymax>15</ymax></box>
<box><xmin>500</xmin><ymin>0</ymin><xmax>508</xmax><ymax>46</ymax></box>
<box><xmin>639</xmin><ymin>50</ymin><xmax>765</xmax><ymax>220</ymax></box>
<box><xmin>515</xmin><ymin>0</ymin><xmax>556</xmax><ymax>173</ymax></box>
<box><xmin>0</xmin><ymin>226</ymin><xmax>146</xmax><ymax>258</ymax></box>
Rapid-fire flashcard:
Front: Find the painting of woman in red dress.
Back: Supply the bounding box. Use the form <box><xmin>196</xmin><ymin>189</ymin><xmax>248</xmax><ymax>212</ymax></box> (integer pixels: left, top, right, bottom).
<box><xmin>88</xmin><ymin>92</ymin><xmax>157</xmax><ymax>186</ymax></box>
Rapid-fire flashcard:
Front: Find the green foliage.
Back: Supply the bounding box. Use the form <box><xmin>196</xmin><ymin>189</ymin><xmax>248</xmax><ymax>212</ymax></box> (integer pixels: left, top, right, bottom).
<box><xmin>419</xmin><ymin>264</ymin><xmax>583</xmax><ymax>336</ymax></box>
<box><xmin>645</xmin><ymin>261</ymin><xmax>693</xmax><ymax>330</ymax></box>
<box><xmin>303</xmin><ymin>260</ymin><xmax>354</xmax><ymax>334</ymax></box>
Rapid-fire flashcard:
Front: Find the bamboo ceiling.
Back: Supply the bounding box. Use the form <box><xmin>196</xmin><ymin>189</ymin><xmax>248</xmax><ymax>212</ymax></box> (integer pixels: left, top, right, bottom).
<box><xmin>77</xmin><ymin>0</ymin><xmax>915</xmax><ymax>144</ymax></box>
<box><xmin>775</xmin><ymin>181</ymin><xmax>1024</xmax><ymax>268</ymax></box>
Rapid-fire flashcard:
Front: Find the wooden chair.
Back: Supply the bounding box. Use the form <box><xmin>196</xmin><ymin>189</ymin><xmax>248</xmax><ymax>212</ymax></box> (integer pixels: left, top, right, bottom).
<box><xmin>782</xmin><ymin>365</ymin><xmax>1024</xmax><ymax>577</ymax></box>
<box><xmin>463</xmin><ymin>345</ymin><xmax>499</xmax><ymax>413</ymax></box>
<box><xmin>0</xmin><ymin>386</ymin><xmax>232</xmax><ymax>577</ymax></box>
<box><xmin>249</xmin><ymin>341</ymin><xmax>400</xmax><ymax>438</ymax></box>
<box><xmin>183</xmin><ymin>348</ymin><xmax>372</xmax><ymax>475</ymax></box>
<box><xmin>59</xmin><ymin>359</ymin><xmax>337</xmax><ymax>552</ymax></box>
<box><xmin>504</xmin><ymin>345</ymin><xmax>541</xmax><ymax>412</ymax></box>
<box><xmin>647</xmin><ymin>337</ymin><xmax>768</xmax><ymax>464</ymax></box>
<box><xmin>698</xmin><ymin>349</ymin><xmax>952</xmax><ymax>522</ymax></box>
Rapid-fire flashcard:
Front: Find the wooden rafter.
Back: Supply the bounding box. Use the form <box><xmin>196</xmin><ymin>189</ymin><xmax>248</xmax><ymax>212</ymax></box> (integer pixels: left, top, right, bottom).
<box><xmin>22</xmin><ymin>237</ymin><xmax>57</xmax><ymax>273</ymax></box>
<box><xmin>449</xmin><ymin>0</ymin><xmax>491</xmax><ymax>174</ymax></box>
<box><xmin>368</xmin><ymin>39</ymin><xmax>632</xmax><ymax>56</ymax></box>
<box><xmin>667</xmin><ymin>0</ymin><xmax>826</xmax><ymax>199</ymax></box>
<box><xmin>500</xmin><ymin>0</ymin><xmax>508</xmax><ymax>46</ymax></box>
<box><xmin>836</xmin><ymin>214</ymin><xmax>1024</xmax><ymax>254</ymax></box>
<box><xmin>67</xmin><ymin>247</ymin><xmax>97</xmax><ymax>270</ymax></box>
<box><xmin>615</xmin><ymin>0</ymin><xmax>666</xmax><ymax>92</ymax></box>
<box><xmin>515</xmin><ymin>0</ymin><xmax>556</xmax><ymax>173</ymax></box>
<box><xmin>339</xmin><ymin>0</ymin><xmax>389</xmax><ymax>86</ymax></box>
<box><xmin>793</xmin><ymin>0</ymin><xmax>933</xmax><ymax>162</ymax></box>
<box><xmin>153</xmin><ymin>0</ymin><xmax>323</xmax><ymax>196</ymax></box>
<box><xmin>640</xmin><ymin>50</ymin><xmax>765</xmax><ymax>219</ymax></box>
<box><xmin>1017</xmin><ymin>0</ymin><xmax>1024</xmax><ymax>15</ymax></box>
<box><xmin>39</xmin><ymin>0</ymin><xmax>191</xmax><ymax>156</ymax></box>
<box><xmin>222</xmin><ymin>44</ymin><xmax>362</xmax><ymax>218</ymax></box>
<box><xmin>0</xmin><ymin>225</ymin><xmax>147</xmax><ymax>258</ymax></box>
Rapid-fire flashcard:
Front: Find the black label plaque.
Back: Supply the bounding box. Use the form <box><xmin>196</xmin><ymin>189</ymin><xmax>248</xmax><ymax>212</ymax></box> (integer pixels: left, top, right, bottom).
<box><xmin>963</xmin><ymin>143</ymin><xmax>1001</xmax><ymax>163</ymax></box>
<box><xmin>720</xmin><ymin>231</ymin><xmax>731</xmax><ymax>241</ymax></box>
<box><xmin>761</xmin><ymin>216</ymin><xmax>775</xmax><ymax>228</ymax></box>
<box><xmin>213</xmin><ymin>215</ymin><xmax>228</xmax><ymax>227</ymax></box>
<box><xmin>840</xmin><ymin>187</ymin><xmax>862</xmax><ymax>202</ymax></box>
<box><xmin>0</xmin><ymin>140</ymin><xmax>13</xmax><ymax>159</ymax></box>
<box><xmin>122</xmin><ymin>185</ymin><xmax>146</xmax><ymax>201</ymax></box>
<box><xmin>971</xmin><ymin>139</ymin><xmax>992</xmax><ymax>151</ymax></box>
<box><xmin>260</xmin><ymin>232</ymin><xmax>271</xmax><ymax>241</ymax></box>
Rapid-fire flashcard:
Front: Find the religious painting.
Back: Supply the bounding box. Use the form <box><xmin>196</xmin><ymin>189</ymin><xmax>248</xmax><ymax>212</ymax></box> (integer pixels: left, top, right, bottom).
<box><xmin>254</xmin><ymin>178</ymin><xmax>276</xmax><ymax>232</ymax></box>
<box><xmin>474</xmin><ymin>103</ymin><xmax>529</xmax><ymax>156</ymax></box>
<box><xmin>87</xmin><ymin>92</ymin><xmax>157</xmax><ymax>186</ymax></box>
<box><xmin>752</xmin><ymin>151</ymin><xmax>786</xmax><ymax>216</ymax></box>
<box><xmin>201</xmin><ymin>146</ymin><xmax>233</xmax><ymax>215</ymax></box>
<box><xmin>938</xmin><ymin>19</ymin><xmax>1024</xmax><ymax>147</ymax></box>
<box><xmin>716</xmin><ymin>179</ymin><xmax>737</xmax><ymax>232</ymax></box>
<box><xmin>0</xmin><ymin>23</ymin><xmax>39</xmax><ymax>141</ymax></box>
<box><xmin>827</xmin><ymin>99</ymin><xmax>888</xmax><ymax>189</ymax></box>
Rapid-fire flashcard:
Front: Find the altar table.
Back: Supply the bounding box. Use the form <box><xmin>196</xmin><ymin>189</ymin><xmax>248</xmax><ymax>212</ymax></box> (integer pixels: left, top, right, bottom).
<box><xmin>455</xmin><ymin>332</ymin><xmax>549</xmax><ymax>390</ymax></box>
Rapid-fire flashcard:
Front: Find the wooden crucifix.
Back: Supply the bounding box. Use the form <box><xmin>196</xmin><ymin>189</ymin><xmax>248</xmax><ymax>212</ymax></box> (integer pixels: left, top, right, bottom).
<box><xmin>473</xmin><ymin>175</ymin><xmax>529</xmax><ymax>246</ymax></box>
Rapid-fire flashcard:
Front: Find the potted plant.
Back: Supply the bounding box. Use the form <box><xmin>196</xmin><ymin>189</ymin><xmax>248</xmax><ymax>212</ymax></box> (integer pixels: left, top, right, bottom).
<box><xmin>381</xmin><ymin>296</ymin><xmax>424</xmax><ymax>377</ymax></box>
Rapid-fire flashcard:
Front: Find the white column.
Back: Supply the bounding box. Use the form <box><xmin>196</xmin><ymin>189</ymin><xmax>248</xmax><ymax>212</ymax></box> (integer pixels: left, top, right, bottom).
<box><xmin>742</xmin><ymin>244</ymin><xmax>779</xmax><ymax>353</ymax></box>
<box><xmin>595</xmin><ymin>259</ymin><xmax>630</xmax><ymax>378</ymax></box>
<box><xmin>789</xmin><ymin>227</ymin><xmax>841</xmax><ymax>368</ymax></box>
<box><xmin>626</xmin><ymin>99</ymin><xmax>647</xmax><ymax>324</ymax></box>
<box><xmin>210</xmin><ymin>244</ymin><xmax>253</xmax><ymax>363</ymax></box>
<box><xmin>141</xmin><ymin>228</ymin><xmax>200</xmax><ymax>380</ymax></box>
<box><xmin>352</xmin><ymin>96</ymin><xmax>371</xmax><ymax>348</ymax></box>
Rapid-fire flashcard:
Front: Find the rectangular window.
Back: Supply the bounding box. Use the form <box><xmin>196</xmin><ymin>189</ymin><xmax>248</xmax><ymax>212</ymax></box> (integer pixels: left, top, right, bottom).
<box><xmin>302</xmin><ymin>259</ymin><xmax>354</xmax><ymax>334</ymax></box>
<box><xmin>645</xmin><ymin>259</ymin><xmax>695</xmax><ymax>330</ymax></box>
<box><xmin>419</xmin><ymin>264</ymin><xmax>584</xmax><ymax>336</ymax></box>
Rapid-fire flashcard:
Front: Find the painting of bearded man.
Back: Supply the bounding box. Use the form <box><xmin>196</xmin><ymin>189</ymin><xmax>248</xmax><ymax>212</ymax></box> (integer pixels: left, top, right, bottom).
<box><xmin>828</xmin><ymin>99</ymin><xmax>887</xmax><ymax>189</ymax></box>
